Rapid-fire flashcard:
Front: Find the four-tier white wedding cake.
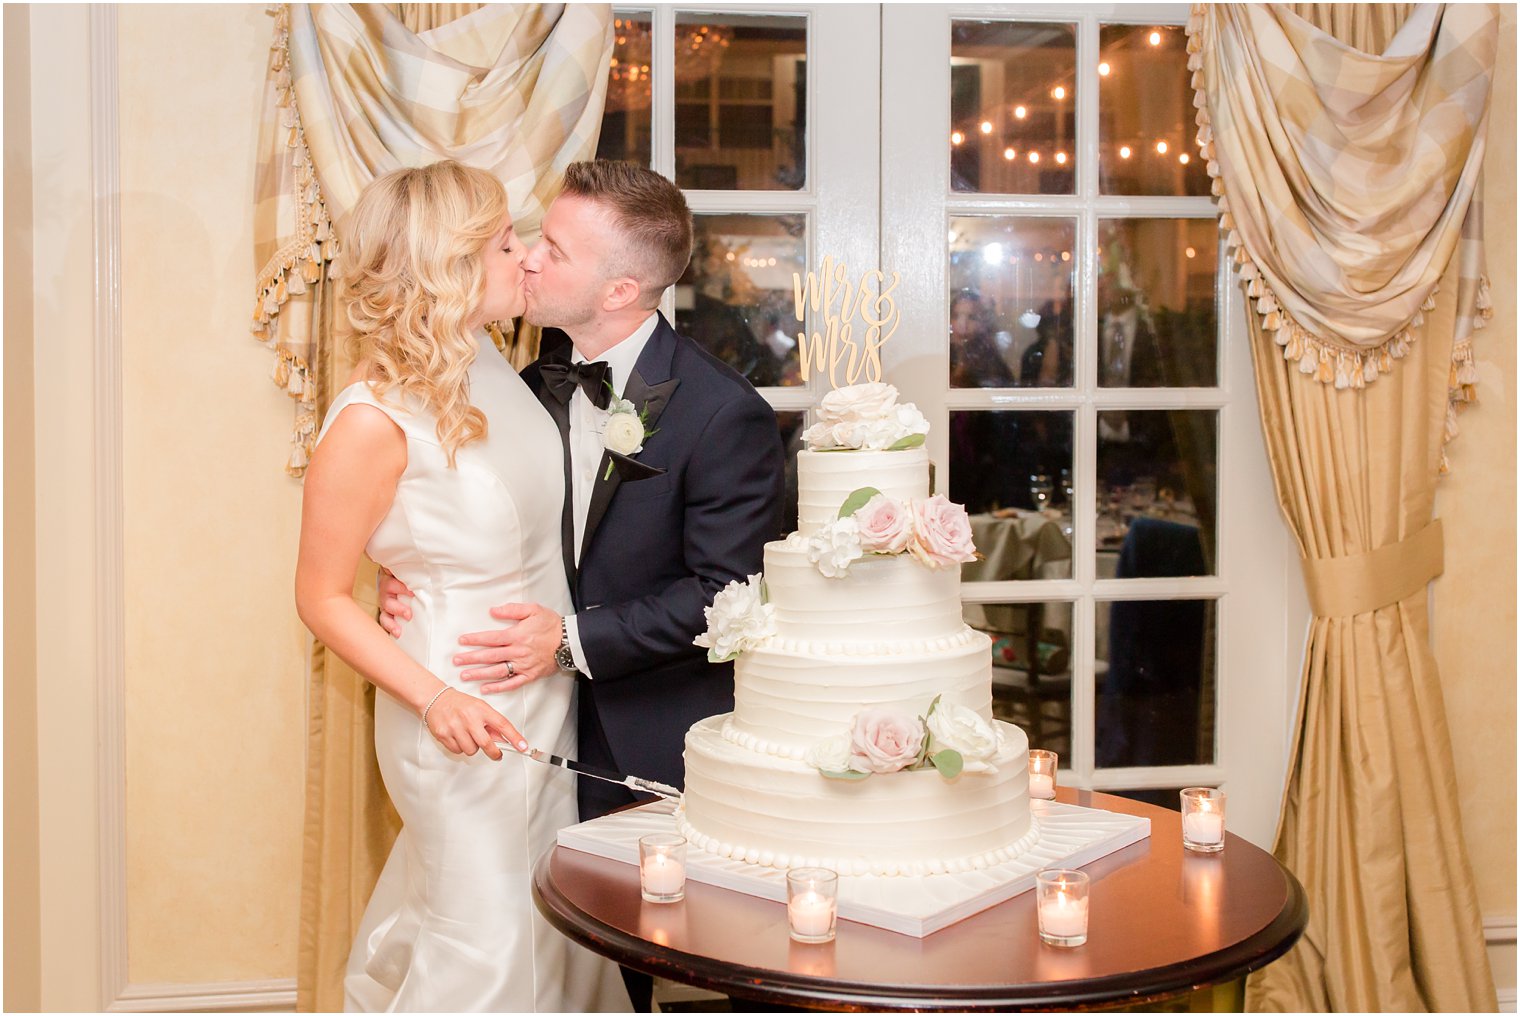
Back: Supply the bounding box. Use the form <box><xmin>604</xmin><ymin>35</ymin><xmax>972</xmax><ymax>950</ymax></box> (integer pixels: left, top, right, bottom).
<box><xmin>680</xmin><ymin>383</ymin><xmax>1037</xmax><ymax>877</ymax></box>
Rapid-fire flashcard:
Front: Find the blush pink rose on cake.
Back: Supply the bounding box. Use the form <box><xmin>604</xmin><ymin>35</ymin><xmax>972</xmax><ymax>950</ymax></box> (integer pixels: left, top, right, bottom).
<box><xmin>908</xmin><ymin>495</ymin><xmax>978</xmax><ymax>568</ymax></box>
<box><xmin>855</xmin><ymin>493</ymin><xmax>915</xmax><ymax>554</ymax></box>
<box><xmin>848</xmin><ymin>708</ymin><xmax>925</xmax><ymax>774</ymax></box>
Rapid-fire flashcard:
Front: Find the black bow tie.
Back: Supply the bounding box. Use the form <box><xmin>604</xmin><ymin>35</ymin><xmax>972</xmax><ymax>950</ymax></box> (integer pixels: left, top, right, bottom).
<box><xmin>541</xmin><ymin>359</ymin><xmax>612</xmax><ymax>409</ymax></box>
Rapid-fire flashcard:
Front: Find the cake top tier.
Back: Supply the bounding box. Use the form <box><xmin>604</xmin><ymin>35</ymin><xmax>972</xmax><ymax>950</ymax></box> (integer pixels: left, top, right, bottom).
<box><xmin>797</xmin><ymin>383</ymin><xmax>931</xmax><ymax>537</ymax></box>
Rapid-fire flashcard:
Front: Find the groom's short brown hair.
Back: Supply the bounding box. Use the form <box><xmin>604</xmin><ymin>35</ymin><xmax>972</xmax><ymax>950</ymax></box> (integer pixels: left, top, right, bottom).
<box><xmin>562</xmin><ymin>161</ymin><xmax>693</xmax><ymax>308</ymax></box>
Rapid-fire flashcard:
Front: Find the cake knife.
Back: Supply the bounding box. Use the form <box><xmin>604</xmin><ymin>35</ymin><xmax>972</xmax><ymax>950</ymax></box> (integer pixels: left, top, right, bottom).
<box><xmin>505</xmin><ymin>745</ymin><xmax>684</xmax><ymax>802</ymax></box>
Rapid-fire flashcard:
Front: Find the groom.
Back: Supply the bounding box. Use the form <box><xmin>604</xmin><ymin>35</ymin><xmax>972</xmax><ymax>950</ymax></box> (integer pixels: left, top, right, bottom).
<box><xmin>381</xmin><ymin>161</ymin><xmax>784</xmax><ymax>821</ymax></box>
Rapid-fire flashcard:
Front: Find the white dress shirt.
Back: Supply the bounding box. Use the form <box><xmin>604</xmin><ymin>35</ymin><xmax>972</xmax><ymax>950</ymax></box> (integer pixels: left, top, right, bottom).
<box><xmin>563</xmin><ymin>312</ymin><xmax>659</xmax><ymax>678</ymax></box>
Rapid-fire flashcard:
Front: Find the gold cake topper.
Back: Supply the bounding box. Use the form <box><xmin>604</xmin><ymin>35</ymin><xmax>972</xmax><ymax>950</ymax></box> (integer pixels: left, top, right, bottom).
<box><xmin>792</xmin><ymin>256</ymin><xmax>901</xmax><ymax>389</ymax></box>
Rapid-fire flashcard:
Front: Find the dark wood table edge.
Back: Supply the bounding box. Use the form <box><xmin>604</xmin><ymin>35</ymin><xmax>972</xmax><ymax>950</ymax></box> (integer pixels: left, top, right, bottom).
<box><xmin>531</xmin><ymin>845</ymin><xmax>1308</xmax><ymax>1012</ymax></box>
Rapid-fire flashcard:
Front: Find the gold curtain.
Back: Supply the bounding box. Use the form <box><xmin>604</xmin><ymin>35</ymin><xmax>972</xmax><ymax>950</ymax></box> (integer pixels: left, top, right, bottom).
<box><xmin>251</xmin><ymin>4</ymin><xmax>615</xmax><ymax>1009</ymax></box>
<box><xmin>1187</xmin><ymin>4</ymin><xmax>1499</xmax><ymax>1011</ymax></box>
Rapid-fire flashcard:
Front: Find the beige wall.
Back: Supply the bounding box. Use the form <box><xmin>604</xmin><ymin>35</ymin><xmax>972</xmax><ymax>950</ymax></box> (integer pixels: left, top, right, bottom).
<box><xmin>1433</xmin><ymin>3</ymin><xmax>1519</xmax><ymax>990</ymax></box>
<box><xmin>117</xmin><ymin>4</ymin><xmax>309</xmax><ymax>985</ymax></box>
<box><xmin>10</xmin><ymin>2</ymin><xmax>1515</xmax><ymax>1005</ymax></box>
<box><xmin>4</xmin><ymin>4</ymin><xmax>42</xmax><ymax>1012</ymax></box>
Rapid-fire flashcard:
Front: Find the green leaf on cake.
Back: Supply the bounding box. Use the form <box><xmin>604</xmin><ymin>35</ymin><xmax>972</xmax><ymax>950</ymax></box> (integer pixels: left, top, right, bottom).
<box><xmin>887</xmin><ymin>433</ymin><xmax>926</xmax><ymax>450</ymax></box>
<box><xmin>819</xmin><ymin>768</ymin><xmax>871</xmax><ymax>781</ymax></box>
<box><xmin>929</xmin><ymin>749</ymin><xmax>964</xmax><ymax>779</ymax></box>
<box><xmin>837</xmin><ymin>486</ymin><xmax>882</xmax><ymax>518</ymax></box>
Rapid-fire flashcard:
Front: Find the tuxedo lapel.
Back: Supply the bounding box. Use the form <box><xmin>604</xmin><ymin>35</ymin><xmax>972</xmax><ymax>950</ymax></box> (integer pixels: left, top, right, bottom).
<box><xmin>579</xmin><ymin>317</ymin><xmax>682</xmax><ymax>561</ymax></box>
<box><xmin>531</xmin><ymin>349</ymin><xmax>579</xmax><ymax>595</ymax></box>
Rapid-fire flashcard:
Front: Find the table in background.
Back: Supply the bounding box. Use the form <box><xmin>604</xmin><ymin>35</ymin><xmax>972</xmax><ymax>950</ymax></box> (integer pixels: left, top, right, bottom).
<box><xmin>533</xmin><ymin>790</ymin><xmax>1306</xmax><ymax>1012</ymax></box>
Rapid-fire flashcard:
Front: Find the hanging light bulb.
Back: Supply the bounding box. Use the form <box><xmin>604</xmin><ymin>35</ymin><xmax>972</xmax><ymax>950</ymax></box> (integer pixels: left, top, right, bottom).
<box><xmin>1051</xmin><ymin>85</ymin><xmax>1067</xmax><ymax>100</ymax></box>
<box><xmin>1004</xmin><ymin>147</ymin><xmax>1017</xmax><ymax>161</ymax></box>
<box><xmin>951</xmin><ymin>130</ymin><xmax>965</xmax><ymax>145</ymax></box>
<box><xmin>1054</xmin><ymin>151</ymin><xmax>1068</xmax><ymax>165</ymax></box>
<box><xmin>1098</xmin><ymin>61</ymin><xmax>1111</xmax><ymax>76</ymax></box>
<box><xmin>1155</xmin><ymin>140</ymin><xmax>1169</xmax><ymax>155</ymax></box>
<box><xmin>1014</xmin><ymin>105</ymin><xmax>1028</xmax><ymax>119</ymax></box>
<box><xmin>1028</xmin><ymin>151</ymin><xmax>1040</xmax><ymax>164</ymax></box>
<box><xmin>980</xmin><ymin>120</ymin><xmax>993</xmax><ymax>134</ymax></box>
<box><xmin>1185</xmin><ymin>246</ymin><xmax>1197</xmax><ymax>259</ymax></box>
<box><xmin>1178</xmin><ymin>152</ymin><xmax>1191</xmax><ymax>165</ymax></box>
<box><xmin>1119</xmin><ymin>145</ymin><xmax>1132</xmax><ymax>159</ymax></box>
<box><xmin>1149</xmin><ymin>30</ymin><xmax>1162</xmax><ymax>45</ymax></box>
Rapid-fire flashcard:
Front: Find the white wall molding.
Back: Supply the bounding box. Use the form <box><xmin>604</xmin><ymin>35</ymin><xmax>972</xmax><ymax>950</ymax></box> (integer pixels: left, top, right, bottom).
<box><xmin>90</xmin><ymin>4</ymin><xmax>129</xmax><ymax>1009</ymax></box>
<box><xmin>1487</xmin><ymin>915</ymin><xmax>1517</xmax><ymax>1012</ymax></box>
<box><xmin>110</xmin><ymin>978</ymin><xmax>296</xmax><ymax>1013</ymax></box>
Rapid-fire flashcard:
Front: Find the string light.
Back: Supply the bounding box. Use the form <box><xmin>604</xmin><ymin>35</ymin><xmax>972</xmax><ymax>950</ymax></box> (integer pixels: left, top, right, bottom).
<box><xmin>951</xmin><ymin>130</ymin><xmax>965</xmax><ymax>145</ymax></box>
<box><xmin>1149</xmin><ymin>30</ymin><xmax>1162</xmax><ymax>45</ymax></box>
<box><xmin>1098</xmin><ymin>61</ymin><xmax>1111</xmax><ymax>76</ymax></box>
<box><xmin>1054</xmin><ymin>151</ymin><xmax>1068</xmax><ymax>165</ymax></box>
<box><xmin>1051</xmin><ymin>85</ymin><xmax>1066</xmax><ymax>100</ymax></box>
<box><xmin>1034</xmin><ymin>252</ymin><xmax>1044</xmax><ymax>262</ymax></box>
<box><xmin>1061</xmin><ymin>250</ymin><xmax>1071</xmax><ymax>262</ymax></box>
<box><xmin>1185</xmin><ymin>246</ymin><xmax>1197</xmax><ymax>259</ymax></box>
<box><xmin>1004</xmin><ymin>147</ymin><xmax>1017</xmax><ymax>161</ymax></box>
<box><xmin>1178</xmin><ymin>152</ymin><xmax>1190</xmax><ymax>165</ymax></box>
<box><xmin>1015</xmin><ymin>105</ymin><xmax>1028</xmax><ymax>119</ymax></box>
<box><xmin>1028</xmin><ymin>151</ymin><xmax>1040</xmax><ymax>164</ymax></box>
<box><xmin>1119</xmin><ymin>145</ymin><xmax>1132</xmax><ymax>159</ymax></box>
<box><xmin>1155</xmin><ymin>140</ymin><xmax>1169</xmax><ymax>154</ymax></box>
<box><xmin>980</xmin><ymin>120</ymin><xmax>993</xmax><ymax>134</ymax></box>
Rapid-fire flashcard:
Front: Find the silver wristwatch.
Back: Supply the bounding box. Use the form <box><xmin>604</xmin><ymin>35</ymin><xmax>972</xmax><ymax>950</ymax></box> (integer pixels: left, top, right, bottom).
<box><xmin>555</xmin><ymin>617</ymin><xmax>578</xmax><ymax>673</ymax></box>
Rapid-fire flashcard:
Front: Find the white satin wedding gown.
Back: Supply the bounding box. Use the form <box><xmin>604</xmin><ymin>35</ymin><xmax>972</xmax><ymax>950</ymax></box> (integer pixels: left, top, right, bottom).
<box><xmin>316</xmin><ymin>346</ymin><xmax>629</xmax><ymax>1013</ymax></box>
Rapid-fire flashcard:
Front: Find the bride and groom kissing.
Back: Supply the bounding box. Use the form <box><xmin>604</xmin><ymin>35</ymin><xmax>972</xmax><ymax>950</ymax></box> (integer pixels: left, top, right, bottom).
<box><xmin>295</xmin><ymin>159</ymin><xmax>784</xmax><ymax>1011</ymax></box>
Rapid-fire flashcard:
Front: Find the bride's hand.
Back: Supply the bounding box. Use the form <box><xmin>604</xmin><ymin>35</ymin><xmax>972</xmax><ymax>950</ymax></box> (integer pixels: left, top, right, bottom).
<box><xmin>423</xmin><ymin>689</ymin><xmax>527</xmax><ymax>761</ymax></box>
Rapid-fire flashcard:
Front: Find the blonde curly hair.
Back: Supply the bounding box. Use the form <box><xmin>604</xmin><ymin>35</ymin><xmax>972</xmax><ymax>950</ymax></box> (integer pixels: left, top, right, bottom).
<box><xmin>340</xmin><ymin>161</ymin><xmax>509</xmax><ymax>466</ymax></box>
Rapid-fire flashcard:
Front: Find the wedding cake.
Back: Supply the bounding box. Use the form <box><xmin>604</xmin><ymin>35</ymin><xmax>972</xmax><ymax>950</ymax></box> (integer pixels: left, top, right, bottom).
<box><xmin>681</xmin><ymin>383</ymin><xmax>1036</xmax><ymax>877</ymax></box>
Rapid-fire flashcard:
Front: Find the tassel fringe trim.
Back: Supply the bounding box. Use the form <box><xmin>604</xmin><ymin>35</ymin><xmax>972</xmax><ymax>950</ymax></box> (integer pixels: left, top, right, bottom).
<box><xmin>253</xmin><ymin>3</ymin><xmax>336</xmax><ymax>478</ymax></box>
<box><xmin>1185</xmin><ymin>5</ymin><xmax>1490</xmax><ymax>478</ymax></box>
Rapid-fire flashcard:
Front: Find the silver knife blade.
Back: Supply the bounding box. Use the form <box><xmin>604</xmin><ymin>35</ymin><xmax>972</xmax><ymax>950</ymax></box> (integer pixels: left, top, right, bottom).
<box><xmin>507</xmin><ymin>746</ymin><xmax>683</xmax><ymax>802</ymax></box>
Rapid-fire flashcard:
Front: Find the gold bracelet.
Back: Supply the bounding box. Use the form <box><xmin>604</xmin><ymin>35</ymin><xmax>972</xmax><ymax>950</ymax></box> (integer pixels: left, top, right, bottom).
<box><xmin>420</xmin><ymin>686</ymin><xmax>450</xmax><ymax>729</ymax></box>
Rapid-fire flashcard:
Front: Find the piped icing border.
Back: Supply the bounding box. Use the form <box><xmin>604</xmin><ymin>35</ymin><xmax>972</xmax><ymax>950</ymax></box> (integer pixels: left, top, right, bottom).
<box><xmin>753</xmin><ymin>627</ymin><xmax>984</xmax><ymax>658</ymax></box>
<box><xmin>676</xmin><ymin>809</ymin><xmax>1042</xmax><ymax>878</ymax></box>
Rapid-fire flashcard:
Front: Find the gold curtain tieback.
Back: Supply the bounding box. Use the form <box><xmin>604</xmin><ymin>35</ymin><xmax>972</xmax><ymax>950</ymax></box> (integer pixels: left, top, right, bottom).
<box><xmin>1301</xmin><ymin>519</ymin><xmax>1444</xmax><ymax>618</ymax></box>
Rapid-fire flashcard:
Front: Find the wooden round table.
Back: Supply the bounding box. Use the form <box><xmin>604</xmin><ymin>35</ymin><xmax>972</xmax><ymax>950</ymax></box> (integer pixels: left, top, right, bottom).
<box><xmin>532</xmin><ymin>789</ymin><xmax>1306</xmax><ymax>1011</ymax></box>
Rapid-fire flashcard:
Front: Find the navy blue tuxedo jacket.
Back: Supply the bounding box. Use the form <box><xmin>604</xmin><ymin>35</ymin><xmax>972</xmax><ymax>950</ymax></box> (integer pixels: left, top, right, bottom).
<box><xmin>521</xmin><ymin>314</ymin><xmax>784</xmax><ymax>807</ymax></box>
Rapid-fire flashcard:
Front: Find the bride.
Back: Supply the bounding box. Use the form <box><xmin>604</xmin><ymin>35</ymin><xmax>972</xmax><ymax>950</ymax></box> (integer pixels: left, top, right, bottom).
<box><xmin>295</xmin><ymin>161</ymin><xmax>630</xmax><ymax>1012</ymax></box>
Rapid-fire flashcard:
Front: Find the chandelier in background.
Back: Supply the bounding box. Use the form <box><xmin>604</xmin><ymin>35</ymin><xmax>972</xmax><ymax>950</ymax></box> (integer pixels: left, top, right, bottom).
<box><xmin>607</xmin><ymin>17</ymin><xmax>732</xmax><ymax>112</ymax></box>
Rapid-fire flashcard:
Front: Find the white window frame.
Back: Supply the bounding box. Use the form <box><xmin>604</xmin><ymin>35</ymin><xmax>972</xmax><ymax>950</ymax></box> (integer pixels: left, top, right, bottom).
<box><xmin>623</xmin><ymin>3</ymin><xmax>1305</xmax><ymax>846</ymax></box>
<box><xmin>881</xmin><ymin>3</ymin><xmax>1306</xmax><ymax>845</ymax></box>
<box><xmin>623</xmin><ymin>4</ymin><xmax>882</xmax><ymax>415</ymax></box>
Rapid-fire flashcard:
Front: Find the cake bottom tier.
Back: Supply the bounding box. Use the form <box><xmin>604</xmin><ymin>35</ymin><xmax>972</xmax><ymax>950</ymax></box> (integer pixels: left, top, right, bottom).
<box><xmin>679</xmin><ymin>715</ymin><xmax>1036</xmax><ymax>877</ymax></box>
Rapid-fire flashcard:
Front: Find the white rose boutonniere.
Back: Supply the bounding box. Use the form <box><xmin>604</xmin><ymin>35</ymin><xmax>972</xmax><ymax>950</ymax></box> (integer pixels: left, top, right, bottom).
<box><xmin>601</xmin><ymin>389</ymin><xmax>656</xmax><ymax>479</ymax></box>
<box><xmin>692</xmin><ymin>574</ymin><xmax>775</xmax><ymax>662</ymax></box>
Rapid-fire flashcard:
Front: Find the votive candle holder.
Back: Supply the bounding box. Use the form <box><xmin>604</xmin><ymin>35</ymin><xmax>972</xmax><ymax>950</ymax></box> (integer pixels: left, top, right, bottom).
<box><xmin>1180</xmin><ymin>787</ymin><xmax>1226</xmax><ymax>853</ymax></box>
<box><xmin>639</xmin><ymin>833</ymin><xmax>687</xmax><ymax>903</ymax></box>
<box><xmin>786</xmin><ymin>867</ymin><xmax>839</xmax><ymax>944</ymax></box>
<box><xmin>1028</xmin><ymin>749</ymin><xmax>1058</xmax><ymax>800</ymax></box>
<box><xmin>1036</xmin><ymin>868</ymin><xmax>1089</xmax><ymax>947</ymax></box>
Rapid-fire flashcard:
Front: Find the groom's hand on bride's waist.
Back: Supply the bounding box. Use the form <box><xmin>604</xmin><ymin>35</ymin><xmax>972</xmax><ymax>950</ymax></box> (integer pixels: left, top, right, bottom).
<box><xmin>377</xmin><ymin>567</ymin><xmax>414</xmax><ymax>638</ymax></box>
<box><xmin>456</xmin><ymin>602</ymin><xmax>562</xmax><ymax>694</ymax></box>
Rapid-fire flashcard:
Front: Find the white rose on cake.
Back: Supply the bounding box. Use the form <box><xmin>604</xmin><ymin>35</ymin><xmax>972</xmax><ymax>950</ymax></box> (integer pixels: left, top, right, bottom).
<box><xmin>692</xmin><ymin>574</ymin><xmax>775</xmax><ymax>662</ymax></box>
<box><xmin>804</xmin><ymin>734</ymin><xmax>855</xmax><ymax>775</ymax></box>
<box><xmin>805</xmin><ymin>515</ymin><xmax>864</xmax><ymax>578</ymax></box>
<box><xmin>925</xmin><ymin>701</ymin><xmax>1000</xmax><ymax>773</ymax></box>
<box><xmin>801</xmin><ymin>382</ymin><xmax>928</xmax><ymax>451</ymax></box>
<box><xmin>818</xmin><ymin>381</ymin><xmax>898</xmax><ymax>421</ymax></box>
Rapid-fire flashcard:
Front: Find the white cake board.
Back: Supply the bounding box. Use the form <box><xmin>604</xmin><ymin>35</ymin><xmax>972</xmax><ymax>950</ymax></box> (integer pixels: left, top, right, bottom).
<box><xmin>557</xmin><ymin>798</ymin><xmax>1149</xmax><ymax>938</ymax></box>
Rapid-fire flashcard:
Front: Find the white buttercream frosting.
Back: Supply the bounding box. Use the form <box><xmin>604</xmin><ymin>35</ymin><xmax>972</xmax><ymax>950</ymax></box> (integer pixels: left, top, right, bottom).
<box><xmin>796</xmin><ymin>447</ymin><xmax>929</xmax><ymax>538</ymax></box>
<box><xmin>763</xmin><ymin>538</ymin><xmax>965</xmax><ymax>642</ymax></box>
<box><xmin>681</xmin><ymin>715</ymin><xmax>1036</xmax><ymax>877</ymax></box>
